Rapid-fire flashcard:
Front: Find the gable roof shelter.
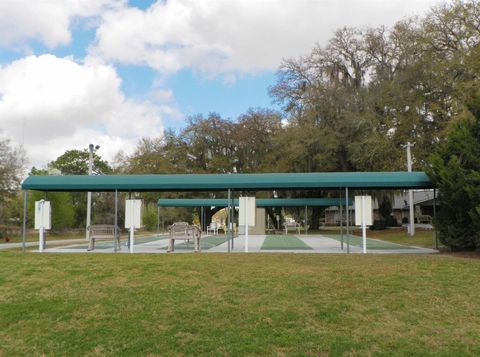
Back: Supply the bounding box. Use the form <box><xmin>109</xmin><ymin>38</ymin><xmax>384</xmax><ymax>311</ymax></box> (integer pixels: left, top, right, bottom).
<box><xmin>20</xmin><ymin>171</ymin><xmax>434</xmax><ymax>253</ymax></box>
<box><xmin>22</xmin><ymin>171</ymin><xmax>432</xmax><ymax>192</ymax></box>
<box><xmin>157</xmin><ymin>198</ymin><xmax>356</xmax><ymax>238</ymax></box>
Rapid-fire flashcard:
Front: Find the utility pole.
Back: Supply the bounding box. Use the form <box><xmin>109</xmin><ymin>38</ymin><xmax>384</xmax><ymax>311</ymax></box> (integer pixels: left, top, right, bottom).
<box><xmin>406</xmin><ymin>142</ymin><xmax>415</xmax><ymax>236</ymax></box>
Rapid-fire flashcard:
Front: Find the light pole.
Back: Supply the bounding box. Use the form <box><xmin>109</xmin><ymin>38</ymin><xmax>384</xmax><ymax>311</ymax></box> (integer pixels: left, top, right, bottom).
<box><xmin>86</xmin><ymin>144</ymin><xmax>100</xmax><ymax>240</ymax></box>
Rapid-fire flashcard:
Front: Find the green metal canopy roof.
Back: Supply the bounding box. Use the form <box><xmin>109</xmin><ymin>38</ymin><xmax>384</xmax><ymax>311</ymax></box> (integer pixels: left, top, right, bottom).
<box><xmin>157</xmin><ymin>198</ymin><xmax>353</xmax><ymax>207</ymax></box>
<box><xmin>21</xmin><ymin>171</ymin><xmax>433</xmax><ymax>192</ymax></box>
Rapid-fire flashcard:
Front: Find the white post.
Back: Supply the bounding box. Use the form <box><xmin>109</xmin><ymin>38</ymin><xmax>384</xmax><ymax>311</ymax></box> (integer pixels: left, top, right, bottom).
<box><xmin>362</xmin><ymin>196</ymin><xmax>367</xmax><ymax>254</ymax></box>
<box><xmin>126</xmin><ymin>199</ymin><xmax>139</xmax><ymax>253</ymax></box>
<box><xmin>39</xmin><ymin>226</ymin><xmax>44</xmax><ymax>253</ymax></box>
<box><xmin>407</xmin><ymin>142</ymin><xmax>415</xmax><ymax>236</ymax></box>
<box><xmin>129</xmin><ymin>226</ymin><xmax>134</xmax><ymax>253</ymax></box>
<box><xmin>244</xmin><ymin>200</ymin><xmax>249</xmax><ymax>253</ymax></box>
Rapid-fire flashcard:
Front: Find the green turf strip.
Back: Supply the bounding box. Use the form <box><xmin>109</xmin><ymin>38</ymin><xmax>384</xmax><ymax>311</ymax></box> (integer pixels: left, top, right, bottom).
<box><xmin>261</xmin><ymin>235</ymin><xmax>312</xmax><ymax>250</ymax></box>
<box><xmin>163</xmin><ymin>234</ymin><xmax>230</xmax><ymax>250</ymax></box>
<box><xmin>328</xmin><ymin>234</ymin><xmax>415</xmax><ymax>250</ymax></box>
<box><xmin>65</xmin><ymin>242</ymin><xmax>122</xmax><ymax>250</ymax></box>
<box><xmin>66</xmin><ymin>235</ymin><xmax>168</xmax><ymax>250</ymax></box>
<box><xmin>134</xmin><ymin>235</ymin><xmax>170</xmax><ymax>244</ymax></box>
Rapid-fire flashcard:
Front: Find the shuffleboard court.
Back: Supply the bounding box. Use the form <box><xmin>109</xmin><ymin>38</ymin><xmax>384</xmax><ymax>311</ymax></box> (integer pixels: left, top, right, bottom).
<box><xmin>59</xmin><ymin>234</ymin><xmax>169</xmax><ymax>250</ymax></box>
<box><xmin>38</xmin><ymin>233</ymin><xmax>437</xmax><ymax>254</ymax></box>
<box><xmin>327</xmin><ymin>234</ymin><xmax>416</xmax><ymax>250</ymax></box>
<box><xmin>261</xmin><ymin>235</ymin><xmax>312</xmax><ymax>250</ymax></box>
<box><xmin>161</xmin><ymin>234</ymin><xmax>230</xmax><ymax>251</ymax></box>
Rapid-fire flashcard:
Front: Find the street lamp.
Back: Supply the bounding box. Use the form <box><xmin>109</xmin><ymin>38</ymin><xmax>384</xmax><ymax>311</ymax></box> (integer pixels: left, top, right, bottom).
<box><xmin>86</xmin><ymin>144</ymin><xmax>100</xmax><ymax>240</ymax></box>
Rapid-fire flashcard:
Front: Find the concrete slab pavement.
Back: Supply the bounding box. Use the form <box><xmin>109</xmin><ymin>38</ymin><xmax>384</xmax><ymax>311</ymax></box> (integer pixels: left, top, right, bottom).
<box><xmin>37</xmin><ymin>233</ymin><xmax>439</xmax><ymax>254</ymax></box>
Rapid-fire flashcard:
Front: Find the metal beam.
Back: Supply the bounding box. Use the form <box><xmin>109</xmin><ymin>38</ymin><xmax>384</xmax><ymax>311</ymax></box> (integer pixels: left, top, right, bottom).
<box><xmin>22</xmin><ymin>190</ymin><xmax>27</xmax><ymax>252</ymax></box>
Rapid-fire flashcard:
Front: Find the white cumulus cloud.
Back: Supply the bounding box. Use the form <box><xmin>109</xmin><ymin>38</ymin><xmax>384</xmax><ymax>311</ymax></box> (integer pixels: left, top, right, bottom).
<box><xmin>0</xmin><ymin>54</ymin><xmax>165</xmax><ymax>168</ymax></box>
<box><xmin>91</xmin><ymin>0</ymin><xmax>443</xmax><ymax>76</ymax></box>
<box><xmin>0</xmin><ymin>0</ymin><xmax>123</xmax><ymax>49</ymax></box>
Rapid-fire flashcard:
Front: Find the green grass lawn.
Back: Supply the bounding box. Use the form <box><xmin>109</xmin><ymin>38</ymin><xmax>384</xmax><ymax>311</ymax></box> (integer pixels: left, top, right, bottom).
<box><xmin>327</xmin><ymin>234</ymin><xmax>416</xmax><ymax>250</ymax></box>
<box><xmin>1</xmin><ymin>252</ymin><xmax>480</xmax><ymax>356</ymax></box>
<box><xmin>1</xmin><ymin>231</ymin><xmax>167</xmax><ymax>247</ymax></box>
<box><xmin>315</xmin><ymin>228</ymin><xmax>439</xmax><ymax>249</ymax></box>
<box><xmin>0</xmin><ymin>231</ymin><xmax>85</xmax><ymax>244</ymax></box>
<box><xmin>364</xmin><ymin>229</ymin><xmax>440</xmax><ymax>249</ymax></box>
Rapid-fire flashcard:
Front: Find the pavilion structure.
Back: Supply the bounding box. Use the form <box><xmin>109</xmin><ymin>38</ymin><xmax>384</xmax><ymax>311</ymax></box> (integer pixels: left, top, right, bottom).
<box><xmin>21</xmin><ymin>171</ymin><xmax>435</xmax><ymax>253</ymax></box>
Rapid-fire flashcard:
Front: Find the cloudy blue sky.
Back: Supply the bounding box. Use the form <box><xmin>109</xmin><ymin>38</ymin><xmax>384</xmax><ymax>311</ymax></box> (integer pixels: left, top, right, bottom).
<box><xmin>0</xmin><ymin>0</ymin><xmax>442</xmax><ymax>168</ymax></box>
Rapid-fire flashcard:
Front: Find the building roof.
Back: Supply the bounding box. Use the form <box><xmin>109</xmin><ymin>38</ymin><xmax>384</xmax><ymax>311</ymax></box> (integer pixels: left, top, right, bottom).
<box><xmin>21</xmin><ymin>171</ymin><xmax>433</xmax><ymax>192</ymax></box>
<box><xmin>157</xmin><ymin>198</ymin><xmax>353</xmax><ymax>207</ymax></box>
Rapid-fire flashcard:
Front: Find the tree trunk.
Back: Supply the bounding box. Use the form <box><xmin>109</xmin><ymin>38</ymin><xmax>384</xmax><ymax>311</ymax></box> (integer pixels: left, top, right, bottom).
<box><xmin>200</xmin><ymin>207</ymin><xmax>224</xmax><ymax>231</ymax></box>
<box><xmin>310</xmin><ymin>206</ymin><xmax>321</xmax><ymax>230</ymax></box>
<box><xmin>266</xmin><ymin>207</ymin><xmax>284</xmax><ymax>229</ymax></box>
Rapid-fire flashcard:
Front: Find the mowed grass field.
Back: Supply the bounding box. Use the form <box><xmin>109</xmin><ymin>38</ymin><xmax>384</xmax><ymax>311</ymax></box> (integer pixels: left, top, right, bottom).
<box><xmin>1</xmin><ymin>252</ymin><xmax>479</xmax><ymax>356</ymax></box>
<box><xmin>362</xmin><ymin>229</ymin><xmax>439</xmax><ymax>249</ymax></box>
<box><xmin>317</xmin><ymin>228</ymin><xmax>439</xmax><ymax>249</ymax></box>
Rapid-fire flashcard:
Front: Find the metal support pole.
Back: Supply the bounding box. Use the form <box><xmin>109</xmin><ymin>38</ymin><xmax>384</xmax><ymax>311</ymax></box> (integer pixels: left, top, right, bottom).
<box><xmin>244</xmin><ymin>197</ymin><xmax>249</xmax><ymax>253</ymax></box>
<box><xmin>227</xmin><ymin>189</ymin><xmax>231</xmax><ymax>253</ymax></box>
<box><xmin>157</xmin><ymin>207</ymin><xmax>160</xmax><ymax>235</ymax></box>
<box><xmin>433</xmin><ymin>188</ymin><xmax>438</xmax><ymax>249</ymax></box>
<box><xmin>128</xmin><ymin>192</ymin><xmax>132</xmax><ymax>250</ymax></box>
<box><xmin>231</xmin><ymin>191</ymin><xmax>235</xmax><ymax>250</ymax></box>
<box><xmin>346</xmin><ymin>187</ymin><xmax>350</xmax><ymax>254</ymax></box>
<box><xmin>86</xmin><ymin>192</ymin><xmax>92</xmax><ymax>240</ymax></box>
<box><xmin>340</xmin><ymin>189</ymin><xmax>344</xmax><ymax>250</ymax></box>
<box><xmin>22</xmin><ymin>190</ymin><xmax>27</xmax><ymax>252</ymax></box>
<box><xmin>43</xmin><ymin>191</ymin><xmax>48</xmax><ymax>250</ymax></box>
<box><xmin>304</xmin><ymin>205</ymin><xmax>308</xmax><ymax>234</ymax></box>
<box><xmin>361</xmin><ymin>196</ymin><xmax>367</xmax><ymax>254</ymax></box>
<box><xmin>129</xmin><ymin>192</ymin><xmax>135</xmax><ymax>254</ymax></box>
<box><xmin>37</xmin><ymin>198</ymin><xmax>46</xmax><ymax>253</ymax></box>
<box><xmin>406</xmin><ymin>142</ymin><xmax>415</xmax><ymax>236</ymax></box>
<box><xmin>204</xmin><ymin>207</ymin><xmax>209</xmax><ymax>233</ymax></box>
<box><xmin>114</xmin><ymin>190</ymin><xmax>118</xmax><ymax>253</ymax></box>
<box><xmin>86</xmin><ymin>146</ymin><xmax>93</xmax><ymax>240</ymax></box>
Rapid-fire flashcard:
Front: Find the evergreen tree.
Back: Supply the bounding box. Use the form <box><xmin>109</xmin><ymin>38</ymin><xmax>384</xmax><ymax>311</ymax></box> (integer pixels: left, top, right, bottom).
<box><xmin>142</xmin><ymin>203</ymin><xmax>158</xmax><ymax>231</ymax></box>
<box><xmin>28</xmin><ymin>168</ymin><xmax>76</xmax><ymax>230</ymax></box>
<box><xmin>428</xmin><ymin>88</ymin><xmax>480</xmax><ymax>250</ymax></box>
<box><xmin>28</xmin><ymin>191</ymin><xmax>75</xmax><ymax>231</ymax></box>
